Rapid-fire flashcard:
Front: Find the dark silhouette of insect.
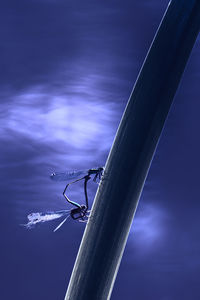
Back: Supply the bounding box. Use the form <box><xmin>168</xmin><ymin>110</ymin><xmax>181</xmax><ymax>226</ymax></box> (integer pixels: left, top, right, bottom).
<box><xmin>24</xmin><ymin>167</ymin><xmax>104</xmax><ymax>231</ymax></box>
<box><xmin>62</xmin><ymin>167</ymin><xmax>104</xmax><ymax>222</ymax></box>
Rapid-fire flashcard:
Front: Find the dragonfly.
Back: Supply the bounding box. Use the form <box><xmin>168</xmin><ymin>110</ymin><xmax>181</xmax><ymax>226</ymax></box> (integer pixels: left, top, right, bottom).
<box><xmin>23</xmin><ymin>167</ymin><xmax>104</xmax><ymax>232</ymax></box>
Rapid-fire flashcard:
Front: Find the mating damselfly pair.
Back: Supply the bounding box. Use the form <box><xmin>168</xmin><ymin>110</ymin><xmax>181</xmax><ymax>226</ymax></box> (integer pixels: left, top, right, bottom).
<box><xmin>24</xmin><ymin>167</ymin><xmax>104</xmax><ymax>232</ymax></box>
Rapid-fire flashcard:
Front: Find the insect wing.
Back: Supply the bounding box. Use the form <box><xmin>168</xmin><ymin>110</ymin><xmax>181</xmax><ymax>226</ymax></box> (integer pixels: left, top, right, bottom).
<box><xmin>24</xmin><ymin>210</ymin><xmax>70</xmax><ymax>229</ymax></box>
<box><xmin>53</xmin><ymin>215</ymin><xmax>70</xmax><ymax>232</ymax></box>
<box><xmin>50</xmin><ymin>169</ymin><xmax>88</xmax><ymax>182</ymax></box>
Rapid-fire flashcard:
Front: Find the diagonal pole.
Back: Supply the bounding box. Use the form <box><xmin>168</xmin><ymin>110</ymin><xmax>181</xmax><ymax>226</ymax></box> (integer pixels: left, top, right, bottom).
<box><xmin>65</xmin><ymin>1</ymin><xmax>200</xmax><ymax>299</ymax></box>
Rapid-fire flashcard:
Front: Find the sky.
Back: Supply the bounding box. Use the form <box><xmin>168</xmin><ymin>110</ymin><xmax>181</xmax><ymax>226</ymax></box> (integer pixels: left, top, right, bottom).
<box><xmin>1</xmin><ymin>0</ymin><xmax>200</xmax><ymax>299</ymax></box>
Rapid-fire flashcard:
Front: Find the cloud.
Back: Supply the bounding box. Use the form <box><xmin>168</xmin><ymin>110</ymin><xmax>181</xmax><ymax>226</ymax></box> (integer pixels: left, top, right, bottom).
<box><xmin>129</xmin><ymin>203</ymin><xmax>168</xmax><ymax>252</ymax></box>
<box><xmin>0</xmin><ymin>73</ymin><xmax>123</xmax><ymax>153</ymax></box>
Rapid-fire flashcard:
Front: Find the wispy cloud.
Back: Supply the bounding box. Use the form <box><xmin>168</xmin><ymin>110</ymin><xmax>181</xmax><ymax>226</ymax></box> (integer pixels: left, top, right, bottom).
<box><xmin>129</xmin><ymin>203</ymin><xmax>168</xmax><ymax>252</ymax></box>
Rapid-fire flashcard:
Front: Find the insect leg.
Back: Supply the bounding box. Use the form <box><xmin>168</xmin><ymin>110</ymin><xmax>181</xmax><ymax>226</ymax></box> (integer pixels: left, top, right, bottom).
<box><xmin>84</xmin><ymin>175</ymin><xmax>91</xmax><ymax>210</ymax></box>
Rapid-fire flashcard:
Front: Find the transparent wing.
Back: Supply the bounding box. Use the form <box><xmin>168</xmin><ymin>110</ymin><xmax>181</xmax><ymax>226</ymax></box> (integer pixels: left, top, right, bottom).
<box><xmin>23</xmin><ymin>209</ymin><xmax>70</xmax><ymax>229</ymax></box>
<box><xmin>50</xmin><ymin>169</ymin><xmax>88</xmax><ymax>182</ymax></box>
<box><xmin>53</xmin><ymin>215</ymin><xmax>71</xmax><ymax>232</ymax></box>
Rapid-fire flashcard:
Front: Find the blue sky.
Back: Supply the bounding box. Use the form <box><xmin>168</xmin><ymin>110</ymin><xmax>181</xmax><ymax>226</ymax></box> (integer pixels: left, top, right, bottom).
<box><xmin>1</xmin><ymin>0</ymin><xmax>200</xmax><ymax>299</ymax></box>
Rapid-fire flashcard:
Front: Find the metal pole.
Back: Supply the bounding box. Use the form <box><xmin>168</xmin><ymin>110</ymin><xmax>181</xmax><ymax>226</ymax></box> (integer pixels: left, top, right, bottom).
<box><xmin>65</xmin><ymin>1</ymin><xmax>200</xmax><ymax>299</ymax></box>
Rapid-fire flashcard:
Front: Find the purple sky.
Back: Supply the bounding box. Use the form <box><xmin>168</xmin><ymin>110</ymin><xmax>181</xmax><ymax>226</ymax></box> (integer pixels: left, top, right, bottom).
<box><xmin>1</xmin><ymin>0</ymin><xmax>200</xmax><ymax>299</ymax></box>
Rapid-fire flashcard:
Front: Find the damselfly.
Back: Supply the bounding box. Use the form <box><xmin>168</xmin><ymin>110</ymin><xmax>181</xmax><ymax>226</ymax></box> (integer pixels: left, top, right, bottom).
<box><xmin>52</xmin><ymin>167</ymin><xmax>104</xmax><ymax>213</ymax></box>
<box><xmin>23</xmin><ymin>167</ymin><xmax>104</xmax><ymax>231</ymax></box>
<box><xmin>50</xmin><ymin>167</ymin><xmax>104</xmax><ymax>183</ymax></box>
